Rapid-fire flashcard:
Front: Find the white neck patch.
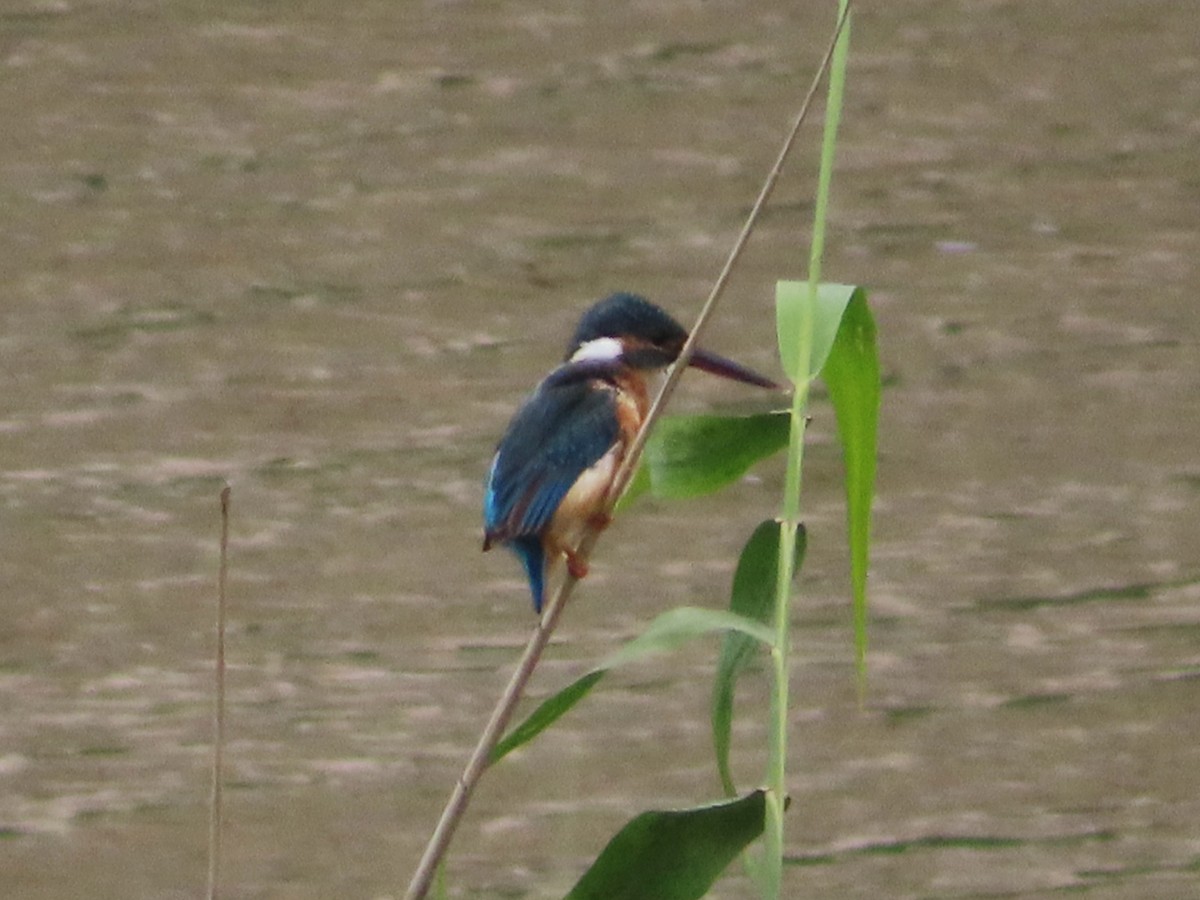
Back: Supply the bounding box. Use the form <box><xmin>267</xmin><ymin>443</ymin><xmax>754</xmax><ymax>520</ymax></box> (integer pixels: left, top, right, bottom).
<box><xmin>570</xmin><ymin>336</ymin><xmax>624</xmax><ymax>363</ymax></box>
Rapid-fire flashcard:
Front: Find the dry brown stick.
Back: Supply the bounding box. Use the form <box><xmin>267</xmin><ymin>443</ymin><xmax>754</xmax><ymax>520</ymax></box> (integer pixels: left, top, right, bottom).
<box><xmin>208</xmin><ymin>485</ymin><xmax>231</xmax><ymax>900</ymax></box>
<box><xmin>404</xmin><ymin>11</ymin><xmax>849</xmax><ymax>897</ymax></box>
<box><xmin>403</xmin><ymin>576</ymin><xmax>578</xmax><ymax>900</ymax></box>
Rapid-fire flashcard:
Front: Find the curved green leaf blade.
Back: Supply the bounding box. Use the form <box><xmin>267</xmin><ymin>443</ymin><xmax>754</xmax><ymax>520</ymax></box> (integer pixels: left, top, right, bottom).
<box><xmin>821</xmin><ymin>287</ymin><xmax>879</xmax><ymax>690</ymax></box>
<box><xmin>492</xmin><ymin>608</ymin><xmax>773</xmax><ymax>765</ymax></box>
<box><xmin>491</xmin><ymin>670</ymin><xmax>605</xmax><ymax>764</ymax></box>
<box><xmin>564</xmin><ymin>790</ymin><xmax>767</xmax><ymax>900</ymax></box>
<box><xmin>775</xmin><ymin>281</ymin><xmax>858</xmax><ymax>383</ymax></box>
<box><xmin>713</xmin><ymin>521</ymin><xmax>807</xmax><ymax>796</ymax></box>
<box><xmin>602</xmin><ymin>607</ymin><xmax>773</xmax><ymax>670</ymax></box>
<box><xmin>643</xmin><ymin>412</ymin><xmax>789</xmax><ymax>500</ymax></box>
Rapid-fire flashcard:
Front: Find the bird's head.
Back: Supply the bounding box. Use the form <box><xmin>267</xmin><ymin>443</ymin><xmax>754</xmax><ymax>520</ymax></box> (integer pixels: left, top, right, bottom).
<box><xmin>565</xmin><ymin>292</ymin><xmax>779</xmax><ymax>388</ymax></box>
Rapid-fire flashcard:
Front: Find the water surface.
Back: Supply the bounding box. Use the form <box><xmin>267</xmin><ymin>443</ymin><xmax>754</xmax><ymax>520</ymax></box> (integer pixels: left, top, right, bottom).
<box><xmin>2</xmin><ymin>1</ymin><xmax>1198</xmax><ymax>897</ymax></box>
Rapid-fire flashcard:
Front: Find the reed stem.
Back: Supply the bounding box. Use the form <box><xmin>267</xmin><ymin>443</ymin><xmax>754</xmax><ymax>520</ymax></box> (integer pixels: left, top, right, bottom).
<box><xmin>207</xmin><ymin>485</ymin><xmax>231</xmax><ymax>900</ymax></box>
<box><xmin>761</xmin><ymin>4</ymin><xmax>852</xmax><ymax>897</ymax></box>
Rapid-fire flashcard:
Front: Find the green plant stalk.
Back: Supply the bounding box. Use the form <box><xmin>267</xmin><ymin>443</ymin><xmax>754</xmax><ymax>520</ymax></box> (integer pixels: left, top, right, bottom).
<box><xmin>808</xmin><ymin>0</ymin><xmax>851</xmax><ymax>298</ymax></box>
<box><xmin>762</xmin><ymin>3</ymin><xmax>852</xmax><ymax>898</ymax></box>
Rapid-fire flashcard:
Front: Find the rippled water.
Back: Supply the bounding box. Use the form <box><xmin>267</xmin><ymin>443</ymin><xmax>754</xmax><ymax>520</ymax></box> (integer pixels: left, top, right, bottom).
<box><xmin>2</xmin><ymin>1</ymin><xmax>1199</xmax><ymax>897</ymax></box>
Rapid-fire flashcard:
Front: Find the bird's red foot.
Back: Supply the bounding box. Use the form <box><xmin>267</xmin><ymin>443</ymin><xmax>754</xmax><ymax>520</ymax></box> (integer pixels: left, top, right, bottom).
<box><xmin>587</xmin><ymin>511</ymin><xmax>613</xmax><ymax>532</ymax></box>
<box><xmin>565</xmin><ymin>550</ymin><xmax>589</xmax><ymax>581</ymax></box>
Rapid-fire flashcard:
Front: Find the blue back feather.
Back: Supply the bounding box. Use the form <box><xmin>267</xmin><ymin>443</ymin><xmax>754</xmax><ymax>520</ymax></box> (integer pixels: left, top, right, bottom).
<box><xmin>485</xmin><ymin>360</ymin><xmax>620</xmax><ymax>541</ymax></box>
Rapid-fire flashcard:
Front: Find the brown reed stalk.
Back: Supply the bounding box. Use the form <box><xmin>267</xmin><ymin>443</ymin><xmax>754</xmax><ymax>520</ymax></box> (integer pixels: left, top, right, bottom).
<box><xmin>208</xmin><ymin>485</ymin><xmax>231</xmax><ymax>900</ymax></box>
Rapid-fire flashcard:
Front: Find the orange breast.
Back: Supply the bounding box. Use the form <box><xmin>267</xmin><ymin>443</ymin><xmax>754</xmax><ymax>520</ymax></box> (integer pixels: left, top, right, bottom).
<box><xmin>612</xmin><ymin>370</ymin><xmax>649</xmax><ymax>447</ymax></box>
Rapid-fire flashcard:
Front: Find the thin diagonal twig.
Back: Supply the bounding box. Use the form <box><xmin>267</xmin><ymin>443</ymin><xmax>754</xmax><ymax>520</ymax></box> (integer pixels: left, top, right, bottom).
<box><xmin>607</xmin><ymin>3</ymin><xmax>851</xmax><ymax>507</ymax></box>
<box><xmin>208</xmin><ymin>485</ymin><xmax>231</xmax><ymax>900</ymax></box>
<box><xmin>404</xmin><ymin>13</ymin><xmax>849</xmax><ymax>897</ymax></box>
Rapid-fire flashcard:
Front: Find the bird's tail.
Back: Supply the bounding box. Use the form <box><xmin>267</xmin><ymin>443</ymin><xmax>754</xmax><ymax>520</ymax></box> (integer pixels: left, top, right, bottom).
<box><xmin>510</xmin><ymin>537</ymin><xmax>546</xmax><ymax>613</ymax></box>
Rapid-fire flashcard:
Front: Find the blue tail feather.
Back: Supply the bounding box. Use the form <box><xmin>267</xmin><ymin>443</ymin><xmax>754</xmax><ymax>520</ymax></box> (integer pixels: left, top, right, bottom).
<box><xmin>510</xmin><ymin>537</ymin><xmax>546</xmax><ymax>613</ymax></box>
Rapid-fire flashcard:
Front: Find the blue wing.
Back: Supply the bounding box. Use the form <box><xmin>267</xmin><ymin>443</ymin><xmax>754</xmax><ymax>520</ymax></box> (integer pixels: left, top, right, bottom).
<box><xmin>484</xmin><ymin>363</ymin><xmax>620</xmax><ymax>547</ymax></box>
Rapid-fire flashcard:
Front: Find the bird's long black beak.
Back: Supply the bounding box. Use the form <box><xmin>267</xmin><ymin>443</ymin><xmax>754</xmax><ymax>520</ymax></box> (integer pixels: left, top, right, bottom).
<box><xmin>688</xmin><ymin>347</ymin><xmax>781</xmax><ymax>389</ymax></box>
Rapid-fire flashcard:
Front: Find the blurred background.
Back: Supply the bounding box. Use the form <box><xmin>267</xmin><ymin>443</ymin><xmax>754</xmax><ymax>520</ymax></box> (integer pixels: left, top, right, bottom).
<box><xmin>1</xmin><ymin>1</ymin><xmax>1197</xmax><ymax>897</ymax></box>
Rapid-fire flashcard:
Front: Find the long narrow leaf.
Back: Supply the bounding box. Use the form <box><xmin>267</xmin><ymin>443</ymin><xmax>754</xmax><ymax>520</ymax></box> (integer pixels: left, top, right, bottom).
<box><xmin>821</xmin><ymin>287</ymin><xmax>879</xmax><ymax>690</ymax></box>
<box><xmin>712</xmin><ymin>521</ymin><xmax>807</xmax><ymax>796</ymax></box>
<box><xmin>564</xmin><ymin>790</ymin><xmax>768</xmax><ymax>900</ymax></box>
<box><xmin>491</xmin><ymin>671</ymin><xmax>605</xmax><ymax>763</ymax></box>
<box><xmin>492</xmin><ymin>608</ymin><xmax>773</xmax><ymax>764</ymax></box>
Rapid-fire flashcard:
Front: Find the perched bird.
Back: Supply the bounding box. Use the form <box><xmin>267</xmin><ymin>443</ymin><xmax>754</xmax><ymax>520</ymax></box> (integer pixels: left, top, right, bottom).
<box><xmin>483</xmin><ymin>292</ymin><xmax>779</xmax><ymax>612</ymax></box>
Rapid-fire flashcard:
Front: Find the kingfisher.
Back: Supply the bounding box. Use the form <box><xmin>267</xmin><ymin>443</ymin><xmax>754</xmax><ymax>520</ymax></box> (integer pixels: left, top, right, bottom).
<box><xmin>482</xmin><ymin>292</ymin><xmax>779</xmax><ymax>612</ymax></box>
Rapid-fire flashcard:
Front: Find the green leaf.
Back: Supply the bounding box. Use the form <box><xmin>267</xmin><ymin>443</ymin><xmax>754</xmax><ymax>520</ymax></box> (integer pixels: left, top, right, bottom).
<box><xmin>602</xmin><ymin>607</ymin><xmax>774</xmax><ymax>671</ymax></box>
<box><xmin>774</xmin><ymin>281</ymin><xmax>877</xmax><ymax>691</ymax></box>
<box><xmin>491</xmin><ymin>670</ymin><xmax>605</xmax><ymax>763</ymax></box>
<box><xmin>433</xmin><ymin>860</ymin><xmax>448</xmax><ymax>900</ymax></box>
<box><xmin>491</xmin><ymin>608</ymin><xmax>773</xmax><ymax>764</ymax></box>
<box><xmin>775</xmin><ymin>281</ymin><xmax>858</xmax><ymax>384</ymax></box>
<box><xmin>643</xmin><ymin>412</ymin><xmax>789</xmax><ymax>500</ymax></box>
<box><xmin>564</xmin><ymin>790</ymin><xmax>768</xmax><ymax>900</ymax></box>
<box><xmin>821</xmin><ymin>287</ymin><xmax>879</xmax><ymax>691</ymax></box>
<box><xmin>615</xmin><ymin>459</ymin><xmax>652</xmax><ymax>511</ymax></box>
<box><xmin>712</xmin><ymin>521</ymin><xmax>807</xmax><ymax>796</ymax></box>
